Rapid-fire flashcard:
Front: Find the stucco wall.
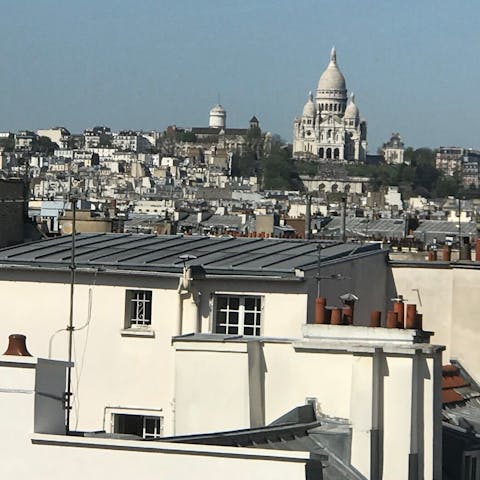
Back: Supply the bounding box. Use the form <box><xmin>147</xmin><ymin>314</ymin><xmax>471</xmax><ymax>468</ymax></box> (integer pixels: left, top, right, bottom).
<box><xmin>173</xmin><ymin>337</ymin><xmax>442</xmax><ymax>479</ymax></box>
<box><xmin>391</xmin><ymin>263</ymin><xmax>480</xmax><ymax>383</ymax></box>
<box><xmin>0</xmin><ymin>270</ymin><xmax>308</xmax><ymax>436</ymax></box>
<box><xmin>0</xmin><ymin>357</ymin><xmax>309</xmax><ymax>480</ymax></box>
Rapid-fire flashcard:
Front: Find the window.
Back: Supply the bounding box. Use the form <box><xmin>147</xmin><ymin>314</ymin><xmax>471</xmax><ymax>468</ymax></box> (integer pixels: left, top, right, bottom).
<box><xmin>113</xmin><ymin>413</ymin><xmax>163</xmax><ymax>439</ymax></box>
<box><xmin>214</xmin><ymin>295</ymin><xmax>262</xmax><ymax>336</ymax></box>
<box><xmin>125</xmin><ymin>290</ymin><xmax>152</xmax><ymax>328</ymax></box>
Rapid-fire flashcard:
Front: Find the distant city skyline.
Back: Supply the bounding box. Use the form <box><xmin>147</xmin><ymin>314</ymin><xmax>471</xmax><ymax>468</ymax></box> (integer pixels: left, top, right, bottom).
<box><xmin>0</xmin><ymin>0</ymin><xmax>479</xmax><ymax>151</ymax></box>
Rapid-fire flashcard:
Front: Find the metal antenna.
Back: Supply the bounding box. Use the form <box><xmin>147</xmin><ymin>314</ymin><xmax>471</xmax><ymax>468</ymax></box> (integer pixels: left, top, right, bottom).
<box><xmin>65</xmin><ymin>163</ymin><xmax>78</xmax><ymax>435</ymax></box>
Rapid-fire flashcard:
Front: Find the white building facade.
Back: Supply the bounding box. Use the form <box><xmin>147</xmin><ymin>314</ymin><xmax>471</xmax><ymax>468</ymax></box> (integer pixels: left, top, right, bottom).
<box><xmin>0</xmin><ymin>234</ymin><xmax>389</xmax><ymax>438</ymax></box>
<box><xmin>293</xmin><ymin>48</ymin><xmax>367</xmax><ymax>161</ymax></box>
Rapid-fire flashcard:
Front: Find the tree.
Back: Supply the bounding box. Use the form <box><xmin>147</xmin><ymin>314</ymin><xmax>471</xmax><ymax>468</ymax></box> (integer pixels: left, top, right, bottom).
<box><xmin>156</xmin><ymin>131</ymin><xmax>177</xmax><ymax>157</ymax></box>
<box><xmin>0</xmin><ymin>136</ymin><xmax>14</xmax><ymax>152</ymax></box>
<box><xmin>32</xmin><ymin>136</ymin><xmax>58</xmax><ymax>155</ymax></box>
<box><xmin>176</xmin><ymin>131</ymin><xmax>197</xmax><ymax>143</ymax></box>
<box><xmin>261</xmin><ymin>138</ymin><xmax>301</xmax><ymax>190</ymax></box>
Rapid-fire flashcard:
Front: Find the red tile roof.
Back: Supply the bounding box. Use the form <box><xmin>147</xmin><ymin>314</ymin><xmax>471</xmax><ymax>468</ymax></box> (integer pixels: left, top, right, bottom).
<box><xmin>442</xmin><ymin>364</ymin><xmax>470</xmax><ymax>405</ymax></box>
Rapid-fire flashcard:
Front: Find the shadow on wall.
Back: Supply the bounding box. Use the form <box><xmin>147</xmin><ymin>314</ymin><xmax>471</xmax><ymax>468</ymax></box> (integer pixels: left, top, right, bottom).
<box><xmin>384</xmin><ymin>265</ymin><xmax>398</xmax><ymax>326</ymax></box>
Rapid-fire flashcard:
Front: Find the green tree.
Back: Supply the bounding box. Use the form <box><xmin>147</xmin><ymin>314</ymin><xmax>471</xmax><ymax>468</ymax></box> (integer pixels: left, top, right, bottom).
<box><xmin>0</xmin><ymin>136</ymin><xmax>14</xmax><ymax>152</ymax></box>
<box><xmin>176</xmin><ymin>131</ymin><xmax>197</xmax><ymax>143</ymax></box>
<box><xmin>32</xmin><ymin>136</ymin><xmax>58</xmax><ymax>155</ymax></box>
<box><xmin>261</xmin><ymin>139</ymin><xmax>301</xmax><ymax>190</ymax></box>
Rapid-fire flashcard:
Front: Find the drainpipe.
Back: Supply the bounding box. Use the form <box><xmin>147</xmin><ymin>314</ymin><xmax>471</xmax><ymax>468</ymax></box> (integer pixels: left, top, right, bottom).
<box><xmin>305</xmin><ymin>194</ymin><xmax>312</xmax><ymax>240</ymax></box>
<box><xmin>340</xmin><ymin>196</ymin><xmax>347</xmax><ymax>243</ymax></box>
<box><xmin>176</xmin><ymin>276</ymin><xmax>185</xmax><ymax>336</ymax></box>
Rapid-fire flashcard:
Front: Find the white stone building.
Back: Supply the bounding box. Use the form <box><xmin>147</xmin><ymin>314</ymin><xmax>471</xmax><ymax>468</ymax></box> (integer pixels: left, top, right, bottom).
<box><xmin>382</xmin><ymin>132</ymin><xmax>405</xmax><ymax>164</ymax></box>
<box><xmin>0</xmin><ymin>234</ymin><xmax>388</xmax><ymax>436</ymax></box>
<box><xmin>37</xmin><ymin>127</ymin><xmax>70</xmax><ymax>146</ymax></box>
<box><xmin>293</xmin><ymin>48</ymin><xmax>367</xmax><ymax>161</ymax></box>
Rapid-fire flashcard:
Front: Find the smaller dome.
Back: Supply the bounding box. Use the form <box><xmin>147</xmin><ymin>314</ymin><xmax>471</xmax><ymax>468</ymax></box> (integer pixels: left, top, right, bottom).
<box><xmin>302</xmin><ymin>92</ymin><xmax>316</xmax><ymax>117</ymax></box>
<box><xmin>344</xmin><ymin>93</ymin><xmax>359</xmax><ymax>119</ymax></box>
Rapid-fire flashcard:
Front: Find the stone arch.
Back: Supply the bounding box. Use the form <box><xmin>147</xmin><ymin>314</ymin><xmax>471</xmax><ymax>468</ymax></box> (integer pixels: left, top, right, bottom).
<box><xmin>334</xmin><ymin>148</ymin><xmax>340</xmax><ymax>159</ymax></box>
<box><xmin>319</xmin><ymin>147</ymin><xmax>324</xmax><ymax>158</ymax></box>
<box><xmin>326</xmin><ymin>148</ymin><xmax>332</xmax><ymax>159</ymax></box>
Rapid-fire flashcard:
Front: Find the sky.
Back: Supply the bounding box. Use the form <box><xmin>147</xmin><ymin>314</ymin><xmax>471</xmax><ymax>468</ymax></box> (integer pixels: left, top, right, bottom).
<box><xmin>0</xmin><ymin>0</ymin><xmax>479</xmax><ymax>151</ymax></box>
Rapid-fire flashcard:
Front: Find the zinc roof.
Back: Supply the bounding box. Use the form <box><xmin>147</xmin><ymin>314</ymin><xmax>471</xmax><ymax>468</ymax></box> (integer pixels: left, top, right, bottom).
<box><xmin>0</xmin><ymin>233</ymin><xmax>383</xmax><ymax>278</ymax></box>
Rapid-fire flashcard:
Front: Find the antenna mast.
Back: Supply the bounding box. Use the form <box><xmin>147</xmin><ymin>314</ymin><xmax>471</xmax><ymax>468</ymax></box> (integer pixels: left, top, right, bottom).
<box><xmin>65</xmin><ymin>169</ymin><xmax>77</xmax><ymax>434</ymax></box>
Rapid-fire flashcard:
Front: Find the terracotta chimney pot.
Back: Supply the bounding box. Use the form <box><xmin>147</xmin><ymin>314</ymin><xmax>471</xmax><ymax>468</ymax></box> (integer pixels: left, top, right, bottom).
<box><xmin>370</xmin><ymin>310</ymin><xmax>381</xmax><ymax>327</ymax></box>
<box><xmin>3</xmin><ymin>334</ymin><xmax>32</xmax><ymax>356</ymax></box>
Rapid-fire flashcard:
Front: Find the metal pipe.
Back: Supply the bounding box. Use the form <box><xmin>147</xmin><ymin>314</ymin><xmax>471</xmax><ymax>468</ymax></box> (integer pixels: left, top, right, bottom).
<box><xmin>305</xmin><ymin>194</ymin><xmax>312</xmax><ymax>240</ymax></box>
<box><xmin>340</xmin><ymin>197</ymin><xmax>346</xmax><ymax>243</ymax></box>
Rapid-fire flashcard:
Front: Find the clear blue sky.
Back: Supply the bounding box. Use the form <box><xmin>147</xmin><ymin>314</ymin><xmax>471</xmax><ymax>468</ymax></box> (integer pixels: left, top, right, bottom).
<box><xmin>0</xmin><ymin>0</ymin><xmax>478</xmax><ymax>151</ymax></box>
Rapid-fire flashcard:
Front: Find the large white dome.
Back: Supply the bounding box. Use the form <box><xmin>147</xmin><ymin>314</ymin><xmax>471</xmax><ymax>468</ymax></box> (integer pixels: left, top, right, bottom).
<box><xmin>317</xmin><ymin>47</ymin><xmax>346</xmax><ymax>92</ymax></box>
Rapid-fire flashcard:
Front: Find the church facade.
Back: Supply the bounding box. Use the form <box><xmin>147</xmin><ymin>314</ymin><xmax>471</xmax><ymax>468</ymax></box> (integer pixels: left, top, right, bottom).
<box><xmin>293</xmin><ymin>48</ymin><xmax>367</xmax><ymax>162</ymax></box>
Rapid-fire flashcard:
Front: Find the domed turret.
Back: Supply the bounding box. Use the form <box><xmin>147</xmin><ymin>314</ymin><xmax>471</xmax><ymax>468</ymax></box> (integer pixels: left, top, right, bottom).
<box><xmin>209</xmin><ymin>104</ymin><xmax>226</xmax><ymax>128</ymax></box>
<box><xmin>302</xmin><ymin>92</ymin><xmax>316</xmax><ymax>117</ymax></box>
<box><xmin>344</xmin><ymin>93</ymin><xmax>359</xmax><ymax>119</ymax></box>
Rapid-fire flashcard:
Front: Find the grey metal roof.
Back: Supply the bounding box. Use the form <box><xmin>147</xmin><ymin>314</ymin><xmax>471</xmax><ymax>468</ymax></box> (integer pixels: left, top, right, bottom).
<box><xmin>0</xmin><ymin>233</ymin><xmax>383</xmax><ymax>278</ymax></box>
<box><xmin>414</xmin><ymin>220</ymin><xmax>477</xmax><ymax>236</ymax></box>
<box><xmin>323</xmin><ymin>217</ymin><xmax>405</xmax><ymax>238</ymax></box>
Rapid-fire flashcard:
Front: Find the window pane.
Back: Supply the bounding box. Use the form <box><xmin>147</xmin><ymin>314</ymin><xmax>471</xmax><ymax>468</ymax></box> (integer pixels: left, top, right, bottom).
<box><xmin>216</xmin><ymin>325</ymin><xmax>226</xmax><ymax>334</ymax></box>
<box><xmin>244</xmin><ymin>327</ymin><xmax>254</xmax><ymax>336</ymax></box>
<box><xmin>229</xmin><ymin>297</ymin><xmax>240</xmax><ymax>310</ymax></box>
<box><xmin>145</xmin><ymin>417</ymin><xmax>156</xmax><ymax>433</ymax></box>
<box><xmin>244</xmin><ymin>312</ymin><xmax>255</xmax><ymax>325</ymax></box>
<box><xmin>226</xmin><ymin>325</ymin><xmax>238</xmax><ymax>335</ymax></box>
<box><xmin>217</xmin><ymin>311</ymin><xmax>227</xmax><ymax>324</ymax></box>
<box><xmin>217</xmin><ymin>296</ymin><xmax>228</xmax><ymax>310</ymax></box>
<box><xmin>228</xmin><ymin>311</ymin><xmax>239</xmax><ymax>325</ymax></box>
<box><xmin>245</xmin><ymin>297</ymin><xmax>256</xmax><ymax>310</ymax></box>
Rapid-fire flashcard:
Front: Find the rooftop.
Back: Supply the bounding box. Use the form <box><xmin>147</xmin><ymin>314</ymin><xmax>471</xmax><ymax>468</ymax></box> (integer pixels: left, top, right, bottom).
<box><xmin>0</xmin><ymin>233</ymin><xmax>383</xmax><ymax>278</ymax></box>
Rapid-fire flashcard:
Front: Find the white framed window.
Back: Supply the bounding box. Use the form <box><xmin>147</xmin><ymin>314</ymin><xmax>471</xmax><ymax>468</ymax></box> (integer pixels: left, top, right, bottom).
<box><xmin>214</xmin><ymin>294</ymin><xmax>262</xmax><ymax>336</ymax></box>
<box><xmin>125</xmin><ymin>290</ymin><xmax>152</xmax><ymax>328</ymax></box>
<box><xmin>112</xmin><ymin>412</ymin><xmax>163</xmax><ymax>439</ymax></box>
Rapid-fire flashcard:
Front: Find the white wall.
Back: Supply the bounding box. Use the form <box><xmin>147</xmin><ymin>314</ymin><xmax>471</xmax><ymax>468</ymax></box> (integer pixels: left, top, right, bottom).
<box><xmin>391</xmin><ymin>263</ymin><xmax>480</xmax><ymax>384</ymax></box>
<box><xmin>173</xmin><ymin>329</ymin><xmax>443</xmax><ymax>480</ymax></box>
<box><xmin>0</xmin><ymin>270</ymin><xmax>309</xmax><ymax>436</ymax></box>
<box><xmin>0</xmin><ymin>356</ymin><xmax>309</xmax><ymax>480</ymax></box>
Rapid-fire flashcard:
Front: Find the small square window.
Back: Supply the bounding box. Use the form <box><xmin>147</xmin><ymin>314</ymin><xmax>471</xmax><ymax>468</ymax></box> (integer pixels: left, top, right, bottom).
<box><xmin>125</xmin><ymin>290</ymin><xmax>152</xmax><ymax>328</ymax></box>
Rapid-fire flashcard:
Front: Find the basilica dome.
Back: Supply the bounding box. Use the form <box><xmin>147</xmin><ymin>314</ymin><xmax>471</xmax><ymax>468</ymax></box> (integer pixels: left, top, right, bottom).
<box><xmin>317</xmin><ymin>47</ymin><xmax>346</xmax><ymax>92</ymax></box>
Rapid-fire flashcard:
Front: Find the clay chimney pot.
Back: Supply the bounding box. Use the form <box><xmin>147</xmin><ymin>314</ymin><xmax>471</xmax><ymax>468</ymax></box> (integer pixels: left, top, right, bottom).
<box><xmin>3</xmin><ymin>334</ymin><xmax>32</xmax><ymax>356</ymax></box>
